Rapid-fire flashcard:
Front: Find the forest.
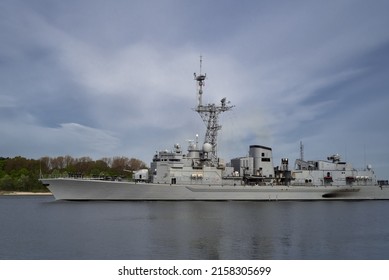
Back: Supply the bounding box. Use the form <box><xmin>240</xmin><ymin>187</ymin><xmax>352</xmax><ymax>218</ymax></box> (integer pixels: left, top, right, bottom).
<box><xmin>0</xmin><ymin>156</ymin><xmax>147</xmax><ymax>193</ymax></box>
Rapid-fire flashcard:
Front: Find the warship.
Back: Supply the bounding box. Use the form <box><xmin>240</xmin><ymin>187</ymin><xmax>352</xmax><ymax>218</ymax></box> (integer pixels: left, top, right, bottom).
<box><xmin>42</xmin><ymin>59</ymin><xmax>389</xmax><ymax>200</ymax></box>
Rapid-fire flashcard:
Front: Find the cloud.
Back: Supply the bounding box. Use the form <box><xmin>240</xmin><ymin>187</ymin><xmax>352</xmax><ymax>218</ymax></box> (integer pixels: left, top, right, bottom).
<box><xmin>1</xmin><ymin>119</ymin><xmax>119</xmax><ymax>158</ymax></box>
<box><xmin>1</xmin><ymin>0</ymin><xmax>389</xmax><ymax>178</ymax></box>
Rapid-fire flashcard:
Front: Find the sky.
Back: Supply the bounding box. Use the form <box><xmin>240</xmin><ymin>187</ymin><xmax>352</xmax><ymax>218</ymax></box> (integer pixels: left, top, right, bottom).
<box><xmin>1</xmin><ymin>0</ymin><xmax>389</xmax><ymax>178</ymax></box>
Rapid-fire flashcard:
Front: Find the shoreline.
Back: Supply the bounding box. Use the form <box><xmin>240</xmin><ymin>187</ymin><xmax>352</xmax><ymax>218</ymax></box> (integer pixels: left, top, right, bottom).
<box><xmin>0</xmin><ymin>191</ymin><xmax>52</xmax><ymax>196</ymax></box>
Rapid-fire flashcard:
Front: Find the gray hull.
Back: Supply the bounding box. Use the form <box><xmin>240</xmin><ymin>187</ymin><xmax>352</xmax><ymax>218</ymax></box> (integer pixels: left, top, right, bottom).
<box><xmin>43</xmin><ymin>179</ymin><xmax>389</xmax><ymax>200</ymax></box>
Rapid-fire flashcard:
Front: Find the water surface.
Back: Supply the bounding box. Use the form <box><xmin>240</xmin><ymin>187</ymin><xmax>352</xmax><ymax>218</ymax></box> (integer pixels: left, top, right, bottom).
<box><xmin>1</xmin><ymin>196</ymin><xmax>388</xmax><ymax>259</ymax></box>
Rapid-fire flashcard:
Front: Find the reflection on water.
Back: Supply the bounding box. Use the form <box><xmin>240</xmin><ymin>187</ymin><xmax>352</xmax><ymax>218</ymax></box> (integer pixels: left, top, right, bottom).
<box><xmin>1</xmin><ymin>197</ymin><xmax>389</xmax><ymax>259</ymax></box>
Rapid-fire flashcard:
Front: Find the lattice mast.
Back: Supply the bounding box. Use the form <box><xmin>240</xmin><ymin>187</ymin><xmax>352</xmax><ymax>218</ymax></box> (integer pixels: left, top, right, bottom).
<box><xmin>193</xmin><ymin>56</ymin><xmax>234</xmax><ymax>166</ymax></box>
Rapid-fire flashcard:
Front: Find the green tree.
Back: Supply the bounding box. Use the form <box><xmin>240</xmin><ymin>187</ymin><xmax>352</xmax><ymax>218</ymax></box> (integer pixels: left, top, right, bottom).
<box><xmin>0</xmin><ymin>175</ymin><xmax>14</xmax><ymax>191</ymax></box>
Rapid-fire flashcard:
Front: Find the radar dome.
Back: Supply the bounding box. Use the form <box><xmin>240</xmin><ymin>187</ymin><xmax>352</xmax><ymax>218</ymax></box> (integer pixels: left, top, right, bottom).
<box><xmin>203</xmin><ymin>143</ymin><xmax>212</xmax><ymax>153</ymax></box>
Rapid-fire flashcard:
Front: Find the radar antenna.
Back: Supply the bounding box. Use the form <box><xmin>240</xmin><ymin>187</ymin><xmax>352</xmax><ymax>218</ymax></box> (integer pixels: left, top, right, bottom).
<box><xmin>193</xmin><ymin>55</ymin><xmax>206</xmax><ymax>107</ymax></box>
<box><xmin>300</xmin><ymin>141</ymin><xmax>304</xmax><ymax>161</ymax></box>
<box><xmin>193</xmin><ymin>56</ymin><xmax>234</xmax><ymax>166</ymax></box>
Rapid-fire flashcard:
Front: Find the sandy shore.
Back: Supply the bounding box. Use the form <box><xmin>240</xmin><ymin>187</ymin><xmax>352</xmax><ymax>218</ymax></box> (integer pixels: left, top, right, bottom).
<box><xmin>0</xmin><ymin>191</ymin><xmax>52</xmax><ymax>196</ymax></box>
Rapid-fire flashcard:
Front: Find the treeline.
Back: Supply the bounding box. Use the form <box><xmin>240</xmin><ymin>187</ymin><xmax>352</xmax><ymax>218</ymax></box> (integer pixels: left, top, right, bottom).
<box><xmin>0</xmin><ymin>156</ymin><xmax>147</xmax><ymax>192</ymax></box>
<box><xmin>0</xmin><ymin>156</ymin><xmax>44</xmax><ymax>192</ymax></box>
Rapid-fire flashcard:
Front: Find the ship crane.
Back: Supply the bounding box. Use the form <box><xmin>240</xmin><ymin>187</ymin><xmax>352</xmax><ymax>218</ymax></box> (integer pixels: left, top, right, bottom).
<box><xmin>193</xmin><ymin>56</ymin><xmax>234</xmax><ymax>166</ymax></box>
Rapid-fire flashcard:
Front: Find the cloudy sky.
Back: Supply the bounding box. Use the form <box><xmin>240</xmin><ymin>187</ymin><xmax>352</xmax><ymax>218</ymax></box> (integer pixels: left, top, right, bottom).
<box><xmin>1</xmin><ymin>0</ymin><xmax>389</xmax><ymax>178</ymax></box>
